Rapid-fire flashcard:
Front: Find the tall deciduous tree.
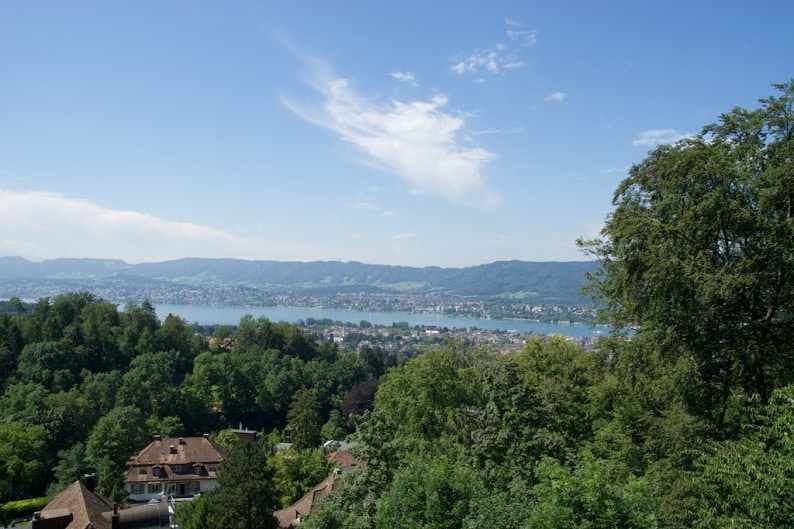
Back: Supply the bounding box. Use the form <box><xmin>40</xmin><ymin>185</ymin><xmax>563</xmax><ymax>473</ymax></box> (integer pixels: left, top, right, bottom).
<box><xmin>85</xmin><ymin>405</ymin><xmax>147</xmax><ymax>497</ymax></box>
<box><xmin>287</xmin><ymin>389</ymin><xmax>322</xmax><ymax>450</ymax></box>
<box><xmin>579</xmin><ymin>81</ymin><xmax>794</xmax><ymax>430</ymax></box>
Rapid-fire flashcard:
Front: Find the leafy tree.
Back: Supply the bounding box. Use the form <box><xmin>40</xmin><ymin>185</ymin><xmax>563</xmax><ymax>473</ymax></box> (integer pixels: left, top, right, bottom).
<box><xmin>320</xmin><ymin>409</ymin><xmax>346</xmax><ymax>442</ymax></box>
<box><xmin>78</xmin><ymin>370</ymin><xmax>123</xmax><ymax>422</ymax></box>
<box><xmin>157</xmin><ymin>416</ymin><xmax>184</xmax><ymax>438</ymax></box>
<box><xmin>117</xmin><ymin>350</ymin><xmax>181</xmax><ymax>418</ymax></box>
<box><xmin>0</xmin><ymin>311</ymin><xmax>24</xmax><ymax>387</ymax></box>
<box><xmin>524</xmin><ymin>455</ymin><xmax>656</xmax><ymax>529</ymax></box>
<box><xmin>690</xmin><ymin>386</ymin><xmax>794</xmax><ymax>528</ymax></box>
<box><xmin>182</xmin><ymin>438</ymin><xmax>278</xmax><ymax>529</ymax></box>
<box><xmin>579</xmin><ymin>81</ymin><xmax>794</xmax><ymax>430</ymax></box>
<box><xmin>357</xmin><ymin>345</ymin><xmax>385</xmax><ymax>380</ymax></box>
<box><xmin>85</xmin><ymin>405</ymin><xmax>147</xmax><ymax>497</ymax></box>
<box><xmin>375</xmin><ymin>456</ymin><xmax>481</xmax><ymax>529</ymax></box>
<box><xmin>50</xmin><ymin>442</ymin><xmax>88</xmax><ymax>494</ymax></box>
<box><xmin>342</xmin><ymin>379</ymin><xmax>379</xmax><ymax>428</ymax></box>
<box><xmin>374</xmin><ymin>341</ymin><xmax>481</xmax><ymax>446</ymax></box>
<box><xmin>80</xmin><ymin>298</ymin><xmax>123</xmax><ymax>371</ymax></box>
<box><xmin>15</xmin><ymin>341</ymin><xmax>79</xmax><ymax>391</ymax></box>
<box><xmin>0</xmin><ymin>381</ymin><xmax>48</xmax><ymax>423</ymax></box>
<box><xmin>287</xmin><ymin>389</ymin><xmax>323</xmax><ymax>450</ymax></box>
<box><xmin>269</xmin><ymin>448</ymin><xmax>333</xmax><ymax>507</ymax></box>
<box><xmin>119</xmin><ymin>300</ymin><xmax>159</xmax><ymax>360</ymax></box>
<box><xmin>0</xmin><ymin>422</ymin><xmax>49</xmax><ymax>503</ymax></box>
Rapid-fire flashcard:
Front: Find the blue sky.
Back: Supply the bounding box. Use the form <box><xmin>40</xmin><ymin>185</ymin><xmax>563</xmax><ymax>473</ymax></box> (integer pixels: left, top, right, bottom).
<box><xmin>2</xmin><ymin>1</ymin><xmax>792</xmax><ymax>267</ymax></box>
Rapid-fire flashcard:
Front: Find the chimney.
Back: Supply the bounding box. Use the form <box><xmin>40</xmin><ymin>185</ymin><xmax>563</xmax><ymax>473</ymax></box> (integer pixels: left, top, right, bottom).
<box><xmin>84</xmin><ymin>473</ymin><xmax>96</xmax><ymax>492</ymax></box>
<box><xmin>170</xmin><ymin>445</ymin><xmax>176</xmax><ymax>454</ymax></box>
<box><xmin>112</xmin><ymin>503</ymin><xmax>120</xmax><ymax>529</ymax></box>
<box><xmin>153</xmin><ymin>434</ymin><xmax>161</xmax><ymax>441</ymax></box>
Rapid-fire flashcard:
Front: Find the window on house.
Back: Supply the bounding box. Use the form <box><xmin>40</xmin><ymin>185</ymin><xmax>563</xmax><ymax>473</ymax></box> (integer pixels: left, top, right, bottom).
<box><xmin>138</xmin><ymin>468</ymin><xmax>147</xmax><ymax>475</ymax></box>
<box><xmin>173</xmin><ymin>465</ymin><xmax>183</xmax><ymax>473</ymax></box>
<box><xmin>189</xmin><ymin>482</ymin><xmax>200</xmax><ymax>494</ymax></box>
<box><xmin>167</xmin><ymin>484</ymin><xmax>176</xmax><ymax>494</ymax></box>
<box><xmin>131</xmin><ymin>484</ymin><xmax>144</xmax><ymax>494</ymax></box>
<box><xmin>152</xmin><ymin>467</ymin><xmax>162</xmax><ymax>477</ymax></box>
<box><xmin>148</xmin><ymin>484</ymin><xmax>162</xmax><ymax>494</ymax></box>
<box><xmin>193</xmin><ymin>466</ymin><xmax>202</xmax><ymax>475</ymax></box>
<box><xmin>208</xmin><ymin>466</ymin><xmax>217</xmax><ymax>473</ymax></box>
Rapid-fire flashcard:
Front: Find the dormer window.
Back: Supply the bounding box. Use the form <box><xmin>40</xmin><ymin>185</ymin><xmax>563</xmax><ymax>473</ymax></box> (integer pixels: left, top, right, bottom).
<box><xmin>173</xmin><ymin>465</ymin><xmax>183</xmax><ymax>473</ymax></box>
<box><xmin>152</xmin><ymin>466</ymin><xmax>163</xmax><ymax>477</ymax></box>
<box><xmin>193</xmin><ymin>465</ymin><xmax>202</xmax><ymax>475</ymax></box>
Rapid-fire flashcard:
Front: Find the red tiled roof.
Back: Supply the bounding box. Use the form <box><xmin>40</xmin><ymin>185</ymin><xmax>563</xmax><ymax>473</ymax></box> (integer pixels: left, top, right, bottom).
<box><xmin>326</xmin><ymin>450</ymin><xmax>357</xmax><ymax>469</ymax></box>
<box><xmin>38</xmin><ymin>480</ymin><xmax>114</xmax><ymax>529</ymax></box>
<box><xmin>273</xmin><ymin>475</ymin><xmax>336</xmax><ymax>529</ymax></box>
<box><xmin>125</xmin><ymin>436</ymin><xmax>226</xmax><ymax>484</ymax></box>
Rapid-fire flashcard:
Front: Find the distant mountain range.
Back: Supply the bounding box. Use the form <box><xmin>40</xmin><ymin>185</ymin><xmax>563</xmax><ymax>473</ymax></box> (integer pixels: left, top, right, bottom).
<box><xmin>0</xmin><ymin>257</ymin><xmax>598</xmax><ymax>305</ymax></box>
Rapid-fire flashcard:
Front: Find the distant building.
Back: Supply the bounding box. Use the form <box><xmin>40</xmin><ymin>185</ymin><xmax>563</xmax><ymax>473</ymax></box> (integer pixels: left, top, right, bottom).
<box><xmin>124</xmin><ymin>435</ymin><xmax>226</xmax><ymax>503</ymax></box>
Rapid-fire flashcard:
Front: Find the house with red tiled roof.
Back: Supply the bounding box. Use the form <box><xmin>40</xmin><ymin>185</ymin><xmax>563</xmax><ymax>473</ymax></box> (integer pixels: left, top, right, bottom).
<box><xmin>32</xmin><ymin>475</ymin><xmax>171</xmax><ymax>529</ymax></box>
<box><xmin>124</xmin><ymin>435</ymin><xmax>226</xmax><ymax>503</ymax></box>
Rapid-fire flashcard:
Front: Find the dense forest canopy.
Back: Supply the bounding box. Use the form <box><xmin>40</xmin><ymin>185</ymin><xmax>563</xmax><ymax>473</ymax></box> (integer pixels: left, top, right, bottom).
<box><xmin>2</xmin><ymin>81</ymin><xmax>794</xmax><ymax>528</ymax></box>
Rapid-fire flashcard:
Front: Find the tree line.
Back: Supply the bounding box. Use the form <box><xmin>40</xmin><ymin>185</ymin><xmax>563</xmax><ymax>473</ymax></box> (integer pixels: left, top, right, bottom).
<box><xmin>298</xmin><ymin>81</ymin><xmax>794</xmax><ymax>528</ymax></box>
<box><xmin>0</xmin><ymin>293</ymin><xmax>385</xmax><ymax>516</ymax></box>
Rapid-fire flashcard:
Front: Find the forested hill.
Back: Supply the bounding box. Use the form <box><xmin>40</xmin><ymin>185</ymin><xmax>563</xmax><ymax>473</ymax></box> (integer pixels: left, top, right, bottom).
<box><xmin>0</xmin><ymin>257</ymin><xmax>596</xmax><ymax>303</ymax></box>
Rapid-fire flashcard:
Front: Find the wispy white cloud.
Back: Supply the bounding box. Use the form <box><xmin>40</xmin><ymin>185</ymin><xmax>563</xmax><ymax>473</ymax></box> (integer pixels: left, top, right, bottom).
<box><xmin>505</xmin><ymin>18</ymin><xmax>539</xmax><ymax>46</ymax></box>
<box><xmin>284</xmin><ymin>63</ymin><xmax>501</xmax><ymax>209</ymax></box>
<box><xmin>632</xmin><ymin>128</ymin><xmax>693</xmax><ymax>147</ymax></box>
<box><xmin>390</xmin><ymin>232</ymin><xmax>416</xmax><ymax>241</ymax></box>
<box><xmin>391</xmin><ymin>71</ymin><xmax>418</xmax><ymax>87</ymax></box>
<box><xmin>451</xmin><ymin>19</ymin><xmax>537</xmax><ymax>76</ymax></box>
<box><xmin>0</xmin><ymin>189</ymin><xmax>330</xmax><ymax>263</ymax></box>
<box><xmin>546</xmin><ymin>92</ymin><xmax>567</xmax><ymax>103</ymax></box>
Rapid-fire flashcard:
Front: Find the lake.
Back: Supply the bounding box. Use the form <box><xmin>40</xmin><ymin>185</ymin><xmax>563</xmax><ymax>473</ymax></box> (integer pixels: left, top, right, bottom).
<box><xmin>154</xmin><ymin>303</ymin><xmax>605</xmax><ymax>337</ymax></box>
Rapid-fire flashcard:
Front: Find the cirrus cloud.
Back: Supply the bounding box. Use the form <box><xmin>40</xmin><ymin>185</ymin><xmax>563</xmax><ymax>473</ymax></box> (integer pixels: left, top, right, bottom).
<box><xmin>284</xmin><ymin>62</ymin><xmax>501</xmax><ymax>209</ymax></box>
<box><xmin>451</xmin><ymin>19</ymin><xmax>537</xmax><ymax>77</ymax></box>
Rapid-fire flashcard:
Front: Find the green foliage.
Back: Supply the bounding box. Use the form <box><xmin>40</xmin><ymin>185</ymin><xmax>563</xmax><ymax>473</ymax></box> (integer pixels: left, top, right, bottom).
<box><xmin>0</xmin><ymin>422</ymin><xmax>49</xmax><ymax>503</ymax></box>
<box><xmin>690</xmin><ymin>386</ymin><xmax>794</xmax><ymax>528</ymax></box>
<box><xmin>269</xmin><ymin>448</ymin><xmax>334</xmax><ymax>507</ymax></box>
<box><xmin>85</xmin><ymin>405</ymin><xmax>147</xmax><ymax>497</ymax></box>
<box><xmin>1</xmin><ymin>497</ymin><xmax>48</xmax><ymax>526</ymax></box>
<box><xmin>375</xmin><ymin>457</ymin><xmax>481</xmax><ymax>529</ymax></box>
<box><xmin>210</xmin><ymin>438</ymin><xmax>279</xmax><ymax>529</ymax></box>
<box><xmin>580</xmin><ymin>81</ymin><xmax>794</xmax><ymax>430</ymax></box>
<box><xmin>525</xmin><ymin>455</ymin><xmax>656</xmax><ymax>529</ymax></box>
<box><xmin>50</xmin><ymin>442</ymin><xmax>88</xmax><ymax>494</ymax></box>
<box><xmin>374</xmin><ymin>342</ymin><xmax>481</xmax><ymax>447</ymax></box>
<box><xmin>320</xmin><ymin>409</ymin><xmax>346</xmax><ymax>442</ymax></box>
<box><xmin>287</xmin><ymin>389</ymin><xmax>323</xmax><ymax>450</ymax></box>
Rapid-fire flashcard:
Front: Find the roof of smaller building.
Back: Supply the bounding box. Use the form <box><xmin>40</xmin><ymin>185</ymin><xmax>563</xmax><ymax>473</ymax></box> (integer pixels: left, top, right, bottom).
<box><xmin>273</xmin><ymin>475</ymin><xmax>336</xmax><ymax>529</ymax></box>
<box><xmin>327</xmin><ymin>450</ymin><xmax>358</xmax><ymax>470</ymax></box>
<box><xmin>36</xmin><ymin>477</ymin><xmax>171</xmax><ymax>529</ymax></box>
<box><xmin>38</xmin><ymin>479</ymin><xmax>114</xmax><ymax>529</ymax></box>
